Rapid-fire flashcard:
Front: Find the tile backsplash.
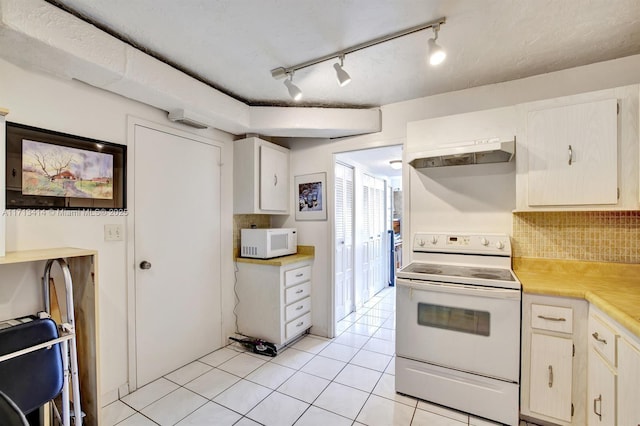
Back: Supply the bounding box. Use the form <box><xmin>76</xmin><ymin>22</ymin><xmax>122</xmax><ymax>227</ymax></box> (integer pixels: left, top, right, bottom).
<box><xmin>513</xmin><ymin>211</ymin><xmax>640</xmax><ymax>263</ymax></box>
<box><xmin>233</xmin><ymin>214</ymin><xmax>271</xmax><ymax>250</ymax></box>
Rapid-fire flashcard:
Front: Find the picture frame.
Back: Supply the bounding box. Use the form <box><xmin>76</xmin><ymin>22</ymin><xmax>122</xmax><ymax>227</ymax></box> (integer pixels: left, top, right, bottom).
<box><xmin>295</xmin><ymin>172</ymin><xmax>327</xmax><ymax>221</ymax></box>
<box><xmin>6</xmin><ymin>122</ymin><xmax>126</xmax><ymax>210</ymax></box>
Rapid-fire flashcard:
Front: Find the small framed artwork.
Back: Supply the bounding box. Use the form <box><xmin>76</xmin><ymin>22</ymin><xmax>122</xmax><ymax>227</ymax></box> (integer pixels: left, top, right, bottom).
<box><xmin>295</xmin><ymin>172</ymin><xmax>327</xmax><ymax>221</ymax></box>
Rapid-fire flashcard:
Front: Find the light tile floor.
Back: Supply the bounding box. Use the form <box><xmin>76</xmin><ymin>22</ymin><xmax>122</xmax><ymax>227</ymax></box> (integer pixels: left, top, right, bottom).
<box><xmin>104</xmin><ymin>287</ymin><xmax>535</xmax><ymax>426</ymax></box>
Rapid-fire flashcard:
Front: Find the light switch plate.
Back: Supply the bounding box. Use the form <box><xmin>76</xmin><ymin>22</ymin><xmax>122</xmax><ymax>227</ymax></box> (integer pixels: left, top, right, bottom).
<box><xmin>104</xmin><ymin>224</ymin><xmax>123</xmax><ymax>241</ymax></box>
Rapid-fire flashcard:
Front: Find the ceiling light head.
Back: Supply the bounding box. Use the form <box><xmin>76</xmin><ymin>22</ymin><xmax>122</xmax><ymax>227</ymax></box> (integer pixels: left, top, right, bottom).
<box><xmin>389</xmin><ymin>160</ymin><xmax>402</xmax><ymax>170</ymax></box>
<box><xmin>333</xmin><ymin>55</ymin><xmax>351</xmax><ymax>87</ymax></box>
<box><xmin>283</xmin><ymin>73</ymin><xmax>303</xmax><ymax>101</ymax></box>
<box><xmin>428</xmin><ymin>24</ymin><xmax>446</xmax><ymax>66</ymax></box>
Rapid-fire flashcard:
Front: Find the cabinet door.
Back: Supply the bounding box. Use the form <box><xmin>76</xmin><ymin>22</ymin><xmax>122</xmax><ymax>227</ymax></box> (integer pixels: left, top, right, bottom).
<box><xmin>618</xmin><ymin>338</ymin><xmax>640</xmax><ymax>426</ymax></box>
<box><xmin>530</xmin><ymin>333</ymin><xmax>574</xmax><ymax>422</ymax></box>
<box><xmin>259</xmin><ymin>144</ymin><xmax>289</xmax><ymax>211</ymax></box>
<box><xmin>527</xmin><ymin>98</ymin><xmax>618</xmax><ymax>206</ymax></box>
<box><xmin>588</xmin><ymin>349</ymin><xmax>616</xmax><ymax>426</ymax></box>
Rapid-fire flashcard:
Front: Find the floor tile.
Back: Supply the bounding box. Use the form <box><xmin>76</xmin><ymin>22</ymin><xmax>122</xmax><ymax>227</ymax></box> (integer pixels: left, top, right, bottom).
<box><xmin>372</xmin><ymin>373</ymin><xmax>417</xmax><ymax>407</ymax></box>
<box><xmin>247</xmin><ymin>391</ymin><xmax>309</xmax><ymax>426</ymax></box>
<box><xmin>199</xmin><ymin>347</ymin><xmax>241</xmax><ymax>367</ymax></box>
<box><xmin>385</xmin><ymin>357</ymin><xmax>396</xmax><ymax>375</ymax></box>
<box><xmin>271</xmin><ymin>347</ymin><xmax>315</xmax><ymax>370</ymax></box>
<box><xmin>313</xmin><ymin>382</ymin><xmax>369</xmax><ymax>420</ymax></box>
<box><xmin>184</xmin><ymin>368</ymin><xmax>240</xmax><ymax>399</ymax></box>
<box><xmin>217</xmin><ymin>352</ymin><xmax>267</xmax><ymax>377</ymax></box>
<box><xmin>141</xmin><ymin>388</ymin><xmax>207</xmax><ymax>426</ymax></box>
<box><xmin>234</xmin><ymin>418</ymin><xmax>262</xmax><ymax>426</ymax></box>
<box><xmin>277</xmin><ymin>371</ymin><xmax>330</xmax><ymax>403</ymax></box>
<box><xmin>121</xmin><ymin>378</ymin><xmax>179</xmax><ymax>411</ymax></box>
<box><xmin>373</xmin><ymin>327</ymin><xmax>396</xmax><ymax>341</ymax></box>
<box><xmin>342</xmin><ymin>312</ymin><xmax>363</xmax><ymax>322</ymax></box>
<box><xmin>333</xmin><ymin>363</ymin><xmax>382</xmax><ymax>392</ymax></box>
<box><xmin>103</xmin><ymin>400</ymin><xmax>136</xmax><ymax>426</ymax></box>
<box><xmin>362</xmin><ymin>337</ymin><xmax>395</xmax><ymax>355</ymax></box>
<box><xmin>335</xmin><ymin>320</ymin><xmax>352</xmax><ymax>335</ymax></box>
<box><xmin>245</xmin><ymin>362</ymin><xmax>297</xmax><ymax>389</ymax></box>
<box><xmin>412</xmin><ymin>408</ymin><xmax>468</xmax><ymax>425</ymax></box>
<box><xmin>164</xmin><ymin>361</ymin><xmax>212</xmax><ymax>385</ymax></box>
<box><xmin>381</xmin><ymin>316</ymin><xmax>396</xmax><ymax>330</ymax></box>
<box><xmin>364</xmin><ymin>307</ymin><xmax>393</xmax><ymax>319</ymax></box>
<box><xmin>213</xmin><ymin>379</ymin><xmax>272</xmax><ymax>415</ymax></box>
<box><xmin>290</xmin><ymin>335</ymin><xmax>331</xmax><ymax>354</ymax></box>
<box><xmin>300</xmin><ymin>355</ymin><xmax>347</xmax><ymax>380</ymax></box>
<box><xmin>116</xmin><ymin>413</ymin><xmax>157</xmax><ymax>425</ymax></box>
<box><xmin>356</xmin><ymin>315</ymin><xmax>386</xmax><ymax>327</ymax></box>
<box><xmin>347</xmin><ymin>322</ymin><xmax>380</xmax><ymax>337</ymax></box>
<box><xmin>174</xmin><ymin>401</ymin><xmax>241</xmax><ymax>426</ymax></box>
<box><xmin>471</xmin><ymin>416</ymin><xmax>503</xmax><ymax>425</ymax></box>
<box><xmin>318</xmin><ymin>342</ymin><xmax>360</xmax><ymax>362</ymax></box>
<box><xmin>356</xmin><ymin>394</ymin><xmax>415</xmax><ymax>426</ymax></box>
<box><xmin>350</xmin><ymin>349</ymin><xmax>392</xmax><ymax>372</ymax></box>
<box><xmin>293</xmin><ymin>405</ymin><xmax>352</xmax><ymax>426</ymax></box>
<box><xmin>333</xmin><ymin>331</ymin><xmax>370</xmax><ymax>348</ymax></box>
<box><xmin>417</xmin><ymin>401</ymin><xmax>469</xmax><ymax>422</ymax></box>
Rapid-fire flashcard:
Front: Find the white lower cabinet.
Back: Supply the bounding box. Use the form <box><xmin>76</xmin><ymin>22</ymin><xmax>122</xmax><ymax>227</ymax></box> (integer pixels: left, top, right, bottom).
<box><xmin>521</xmin><ymin>294</ymin><xmax>588</xmax><ymax>425</ymax></box>
<box><xmin>236</xmin><ymin>260</ymin><xmax>313</xmax><ymax>345</ymax></box>
<box><xmin>588</xmin><ymin>349</ymin><xmax>616</xmax><ymax>425</ymax></box>
<box><xmin>618</xmin><ymin>338</ymin><xmax>640</xmax><ymax>425</ymax></box>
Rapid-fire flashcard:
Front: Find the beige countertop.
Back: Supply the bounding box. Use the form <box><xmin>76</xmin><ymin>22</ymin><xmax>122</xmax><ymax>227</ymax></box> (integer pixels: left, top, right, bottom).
<box><xmin>234</xmin><ymin>245</ymin><xmax>314</xmax><ymax>266</ymax></box>
<box><xmin>514</xmin><ymin>257</ymin><xmax>640</xmax><ymax>339</ymax></box>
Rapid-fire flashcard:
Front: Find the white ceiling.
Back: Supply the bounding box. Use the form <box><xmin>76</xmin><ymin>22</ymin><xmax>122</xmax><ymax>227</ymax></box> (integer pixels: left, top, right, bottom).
<box><xmin>50</xmin><ymin>0</ymin><xmax>640</xmax><ymax>108</ymax></box>
<box><xmin>337</xmin><ymin>145</ymin><xmax>403</xmax><ymax>178</ymax></box>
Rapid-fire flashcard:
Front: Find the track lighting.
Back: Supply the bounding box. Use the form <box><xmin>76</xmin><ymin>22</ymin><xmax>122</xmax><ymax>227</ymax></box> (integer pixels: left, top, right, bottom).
<box><xmin>333</xmin><ymin>55</ymin><xmax>351</xmax><ymax>87</ymax></box>
<box><xmin>270</xmin><ymin>16</ymin><xmax>447</xmax><ymax>99</ymax></box>
<box><xmin>283</xmin><ymin>73</ymin><xmax>303</xmax><ymax>101</ymax></box>
<box><xmin>428</xmin><ymin>23</ymin><xmax>446</xmax><ymax>66</ymax></box>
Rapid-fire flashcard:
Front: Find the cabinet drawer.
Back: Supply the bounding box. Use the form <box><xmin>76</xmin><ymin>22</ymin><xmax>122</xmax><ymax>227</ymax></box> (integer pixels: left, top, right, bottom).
<box><xmin>285</xmin><ymin>282</ymin><xmax>311</xmax><ymax>304</ymax></box>
<box><xmin>531</xmin><ymin>304</ymin><xmax>573</xmax><ymax>334</ymax></box>
<box><xmin>285</xmin><ymin>297</ymin><xmax>311</xmax><ymax>322</ymax></box>
<box><xmin>286</xmin><ymin>312</ymin><xmax>312</xmax><ymax>340</ymax></box>
<box><xmin>285</xmin><ymin>266</ymin><xmax>311</xmax><ymax>287</ymax></box>
<box><xmin>589</xmin><ymin>314</ymin><xmax>618</xmax><ymax>366</ymax></box>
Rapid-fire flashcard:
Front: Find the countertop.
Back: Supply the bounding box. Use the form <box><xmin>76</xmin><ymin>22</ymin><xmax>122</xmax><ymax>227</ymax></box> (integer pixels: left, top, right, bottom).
<box><xmin>234</xmin><ymin>245</ymin><xmax>314</xmax><ymax>266</ymax></box>
<box><xmin>514</xmin><ymin>257</ymin><xmax>640</xmax><ymax>339</ymax></box>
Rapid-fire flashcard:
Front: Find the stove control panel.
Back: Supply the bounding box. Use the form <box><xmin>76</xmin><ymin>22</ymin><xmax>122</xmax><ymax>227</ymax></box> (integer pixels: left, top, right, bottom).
<box><xmin>413</xmin><ymin>232</ymin><xmax>511</xmax><ymax>256</ymax></box>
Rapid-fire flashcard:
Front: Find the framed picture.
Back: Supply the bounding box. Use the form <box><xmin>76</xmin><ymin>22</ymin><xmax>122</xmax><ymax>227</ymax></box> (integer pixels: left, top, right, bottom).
<box><xmin>295</xmin><ymin>172</ymin><xmax>327</xmax><ymax>221</ymax></box>
<box><xmin>6</xmin><ymin>122</ymin><xmax>126</xmax><ymax>209</ymax></box>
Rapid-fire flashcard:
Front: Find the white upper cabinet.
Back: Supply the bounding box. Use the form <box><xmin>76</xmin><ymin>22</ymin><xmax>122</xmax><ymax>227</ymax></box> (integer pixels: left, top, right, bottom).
<box><xmin>516</xmin><ymin>85</ymin><xmax>640</xmax><ymax>210</ymax></box>
<box><xmin>234</xmin><ymin>137</ymin><xmax>290</xmax><ymax>214</ymax></box>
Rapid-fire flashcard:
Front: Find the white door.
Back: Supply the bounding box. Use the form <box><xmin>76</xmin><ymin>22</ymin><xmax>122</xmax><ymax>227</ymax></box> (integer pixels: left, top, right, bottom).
<box><xmin>334</xmin><ymin>163</ymin><xmax>354</xmax><ymax>321</ymax></box>
<box><xmin>134</xmin><ymin>125</ymin><xmax>222</xmax><ymax>387</ymax></box>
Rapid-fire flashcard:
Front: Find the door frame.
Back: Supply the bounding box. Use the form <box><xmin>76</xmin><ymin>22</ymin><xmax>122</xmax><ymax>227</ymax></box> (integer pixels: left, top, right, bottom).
<box><xmin>125</xmin><ymin>116</ymin><xmax>225</xmax><ymax>392</ymax></box>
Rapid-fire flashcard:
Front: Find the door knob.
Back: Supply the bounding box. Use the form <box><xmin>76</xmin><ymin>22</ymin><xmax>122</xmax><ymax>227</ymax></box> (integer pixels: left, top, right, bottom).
<box><xmin>139</xmin><ymin>261</ymin><xmax>152</xmax><ymax>270</ymax></box>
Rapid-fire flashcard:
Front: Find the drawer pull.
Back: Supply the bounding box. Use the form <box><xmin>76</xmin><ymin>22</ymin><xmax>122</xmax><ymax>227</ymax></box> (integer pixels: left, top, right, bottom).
<box><xmin>593</xmin><ymin>394</ymin><xmax>602</xmax><ymax>420</ymax></box>
<box><xmin>295</xmin><ymin>289</ymin><xmax>304</xmax><ymax>294</ymax></box>
<box><xmin>592</xmin><ymin>332</ymin><xmax>607</xmax><ymax>344</ymax></box>
<box><xmin>296</xmin><ymin>321</ymin><xmax>304</xmax><ymax>327</ymax></box>
<box><xmin>548</xmin><ymin>365</ymin><xmax>553</xmax><ymax>388</ymax></box>
<box><xmin>538</xmin><ymin>315</ymin><xmax>566</xmax><ymax>322</ymax></box>
<box><xmin>296</xmin><ymin>305</ymin><xmax>304</xmax><ymax>311</ymax></box>
<box><xmin>295</xmin><ymin>273</ymin><xmax>304</xmax><ymax>277</ymax></box>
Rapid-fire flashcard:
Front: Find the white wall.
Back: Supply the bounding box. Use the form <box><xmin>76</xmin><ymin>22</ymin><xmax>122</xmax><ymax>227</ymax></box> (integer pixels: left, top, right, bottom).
<box><xmin>277</xmin><ymin>54</ymin><xmax>640</xmax><ymax>338</ymax></box>
<box><xmin>0</xmin><ymin>58</ymin><xmax>236</xmax><ymax>403</ymax></box>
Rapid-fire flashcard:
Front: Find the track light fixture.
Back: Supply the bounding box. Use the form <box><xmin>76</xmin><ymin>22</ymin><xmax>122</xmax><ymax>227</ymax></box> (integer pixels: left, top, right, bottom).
<box><xmin>271</xmin><ymin>16</ymin><xmax>446</xmax><ymax>99</ymax></box>
<box><xmin>333</xmin><ymin>55</ymin><xmax>351</xmax><ymax>87</ymax></box>
<box><xmin>283</xmin><ymin>72</ymin><xmax>303</xmax><ymax>101</ymax></box>
<box><xmin>428</xmin><ymin>23</ymin><xmax>446</xmax><ymax>66</ymax></box>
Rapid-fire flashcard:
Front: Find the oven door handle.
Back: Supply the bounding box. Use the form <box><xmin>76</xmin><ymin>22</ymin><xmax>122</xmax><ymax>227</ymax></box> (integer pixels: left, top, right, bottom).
<box><xmin>397</xmin><ymin>278</ymin><xmax>521</xmax><ymax>300</ymax></box>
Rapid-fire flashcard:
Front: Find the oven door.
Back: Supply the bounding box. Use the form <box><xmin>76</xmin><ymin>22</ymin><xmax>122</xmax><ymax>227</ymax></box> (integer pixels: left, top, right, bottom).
<box><xmin>396</xmin><ymin>278</ymin><xmax>521</xmax><ymax>382</ymax></box>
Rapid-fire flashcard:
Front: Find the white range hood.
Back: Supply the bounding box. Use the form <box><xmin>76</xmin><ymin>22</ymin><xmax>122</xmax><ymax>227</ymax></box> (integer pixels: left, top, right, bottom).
<box><xmin>408</xmin><ymin>137</ymin><xmax>515</xmax><ymax>169</ymax></box>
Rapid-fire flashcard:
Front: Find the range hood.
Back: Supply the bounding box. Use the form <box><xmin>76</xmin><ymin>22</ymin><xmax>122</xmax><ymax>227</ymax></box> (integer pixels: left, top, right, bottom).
<box><xmin>408</xmin><ymin>137</ymin><xmax>515</xmax><ymax>169</ymax></box>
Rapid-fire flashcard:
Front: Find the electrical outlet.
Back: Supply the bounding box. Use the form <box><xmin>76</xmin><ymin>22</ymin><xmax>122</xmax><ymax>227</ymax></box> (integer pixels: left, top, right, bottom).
<box><xmin>104</xmin><ymin>224</ymin><xmax>123</xmax><ymax>241</ymax></box>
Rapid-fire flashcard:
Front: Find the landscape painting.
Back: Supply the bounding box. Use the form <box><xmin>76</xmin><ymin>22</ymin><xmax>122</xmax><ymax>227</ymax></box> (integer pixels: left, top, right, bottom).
<box><xmin>22</xmin><ymin>139</ymin><xmax>114</xmax><ymax>199</ymax></box>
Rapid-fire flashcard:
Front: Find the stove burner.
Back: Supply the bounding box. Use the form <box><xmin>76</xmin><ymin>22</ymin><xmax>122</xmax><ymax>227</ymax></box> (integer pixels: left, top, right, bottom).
<box><xmin>472</xmin><ymin>273</ymin><xmax>502</xmax><ymax>280</ymax></box>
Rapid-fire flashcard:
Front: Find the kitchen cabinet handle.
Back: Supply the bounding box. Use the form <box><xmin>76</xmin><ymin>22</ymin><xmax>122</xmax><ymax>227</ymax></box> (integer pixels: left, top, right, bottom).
<box><xmin>296</xmin><ymin>305</ymin><xmax>304</xmax><ymax>310</ymax></box>
<box><xmin>295</xmin><ymin>273</ymin><xmax>304</xmax><ymax>277</ymax></box>
<box><xmin>295</xmin><ymin>289</ymin><xmax>304</xmax><ymax>294</ymax></box>
<box><xmin>538</xmin><ymin>315</ymin><xmax>566</xmax><ymax>322</ymax></box>
<box><xmin>568</xmin><ymin>145</ymin><xmax>573</xmax><ymax>165</ymax></box>
<box><xmin>592</xmin><ymin>332</ymin><xmax>607</xmax><ymax>344</ymax></box>
<box><xmin>296</xmin><ymin>321</ymin><xmax>304</xmax><ymax>327</ymax></box>
<box><xmin>548</xmin><ymin>365</ymin><xmax>553</xmax><ymax>388</ymax></box>
<box><xmin>274</xmin><ymin>174</ymin><xmax>278</xmax><ymax>186</ymax></box>
<box><xmin>593</xmin><ymin>394</ymin><xmax>602</xmax><ymax>420</ymax></box>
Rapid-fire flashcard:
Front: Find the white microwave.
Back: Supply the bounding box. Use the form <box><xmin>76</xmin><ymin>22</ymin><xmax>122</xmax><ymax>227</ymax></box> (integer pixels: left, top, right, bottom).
<box><xmin>240</xmin><ymin>228</ymin><xmax>297</xmax><ymax>259</ymax></box>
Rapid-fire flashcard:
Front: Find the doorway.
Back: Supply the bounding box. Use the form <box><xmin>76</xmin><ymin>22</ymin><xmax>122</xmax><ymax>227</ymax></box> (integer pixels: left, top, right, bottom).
<box><xmin>129</xmin><ymin>122</ymin><xmax>223</xmax><ymax>388</ymax></box>
<box><xmin>333</xmin><ymin>145</ymin><xmax>403</xmax><ymax>326</ymax></box>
